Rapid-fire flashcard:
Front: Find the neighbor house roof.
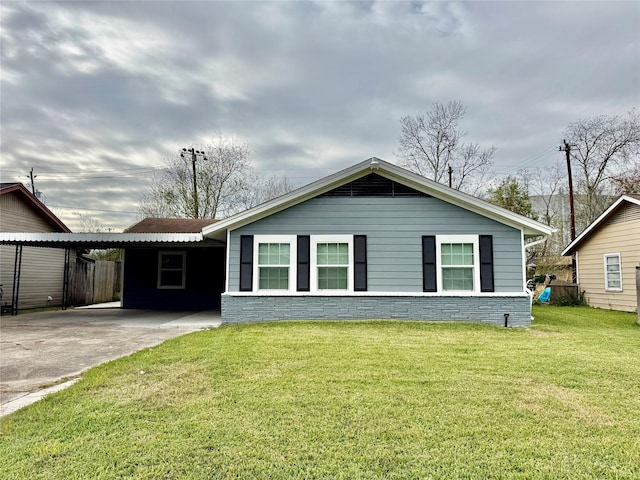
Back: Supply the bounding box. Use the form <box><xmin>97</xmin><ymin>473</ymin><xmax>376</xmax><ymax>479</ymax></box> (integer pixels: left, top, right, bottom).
<box><xmin>562</xmin><ymin>194</ymin><xmax>640</xmax><ymax>256</ymax></box>
<box><xmin>126</xmin><ymin>217</ymin><xmax>218</xmax><ymax>233</ymax></box>
<box><xmin>0</xmin><ymin>183</ymin><xmax>71</xmax><ymax>233</ymax></box>
<box><xmin>203</xmin><ymin>157</ymin><xmax>555</xmax><ymax>241</ymax></box>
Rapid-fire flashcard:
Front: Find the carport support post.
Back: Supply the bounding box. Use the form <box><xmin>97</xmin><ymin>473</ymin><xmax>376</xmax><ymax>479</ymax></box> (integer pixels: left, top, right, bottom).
<box><xmin>636</xmin><ymin>265</ymin><xmax>640</xmax><ymax>325</ymax></box>
<box><xmin>11</xmin><ymin>245</ymin><xmax>23</xmax><ymax>316</ymax></box>
<box><xmin>62</xmin><ymin>249</ymin><xmax>70</xmax><ymax>311</ymax></box>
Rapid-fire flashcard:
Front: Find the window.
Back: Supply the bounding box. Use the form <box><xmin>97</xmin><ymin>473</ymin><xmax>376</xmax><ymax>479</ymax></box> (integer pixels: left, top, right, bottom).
<box><xmin>311</xmin><ymin>235</ymin><xmax>353</xmax><ymax>292</ymax></box>
<box><xmin>604</xmin><ymin>253</ymin><xmax>622</xmax><ymax>291</ymax></box>
<box><xmin>258</xmin><ymin>243</ymin><xmax>290</xmax><ymax>290</ymax></box>
<box><xmin>436</xmin><ymin>235</ymin><xmax>480</xmax><ymax>292</ymax></box>
<box><xmin>253</xmin><ymin>235</ymin><xmax>296</xmax><ymax>291</ymax></box>
<box><xmin>317</xmin><ymin>242</ymin><xmax>349</xmax><ymax>289</ymax></box>
<box><xmin>158</xmin><ymin>252</ymin><xmax>186</xmax><ymax>289</ymax></box>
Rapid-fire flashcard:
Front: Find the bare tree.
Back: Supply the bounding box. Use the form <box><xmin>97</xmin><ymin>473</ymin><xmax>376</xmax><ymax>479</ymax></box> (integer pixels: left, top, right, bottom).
<box><xmin>140</xmin><ymin>136</ymin><xmax>253</xmax><ymax>219</ymax></box>
<box><xmin>564</xmin><ymin>109</ymin><xmax>640</xmax><ymax>228</ymax></box>
<box><xmin>610</xmin><ymin>162</ymin><xmax>640</xmax><ymax>194</ymax></box>
<box><xmin>397</xmin><ymin>100</ymin><xmax>495</xmax><ymax>193</ymax></box>
<box><xmin>235</xmin><ymin>174</ymin><xmax>298</xmax><ymax>211</ymax></box>
<box><xmin>519</xmin><ymin>161</ymin><xmax>567</xmax><ymax>257</ymax></box>
<box><xmin>139</xmin><ymin>135</ymin><xmax>297</xmax><ymax>219</ymax></box>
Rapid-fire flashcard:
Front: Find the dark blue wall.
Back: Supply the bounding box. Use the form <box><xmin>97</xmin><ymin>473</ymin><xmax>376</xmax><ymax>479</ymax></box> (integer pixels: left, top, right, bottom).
<box><xmin>122</xmin><ymin>247</ymin><xmax>225</xmax><ymax>310</ymax></box>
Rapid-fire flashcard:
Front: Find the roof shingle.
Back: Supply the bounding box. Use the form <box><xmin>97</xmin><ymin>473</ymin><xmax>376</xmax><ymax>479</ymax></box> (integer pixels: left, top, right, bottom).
<box><xmin>125</xmin><ymin>217</ymin><xmax>218</xmax><ymax>233</ymax></box>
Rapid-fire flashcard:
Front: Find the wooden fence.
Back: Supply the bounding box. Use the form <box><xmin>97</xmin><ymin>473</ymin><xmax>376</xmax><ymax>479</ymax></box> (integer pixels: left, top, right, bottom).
<box><xmin>67</xmin><ymin>255</ymin><xmax>121</xmax><ymax>306</ymax></box>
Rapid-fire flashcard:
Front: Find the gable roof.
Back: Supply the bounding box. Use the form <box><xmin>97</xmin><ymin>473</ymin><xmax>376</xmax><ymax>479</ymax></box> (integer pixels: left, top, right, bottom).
<box><xmin>562</xmin><ymin>194</ymin><xmax>640</xmax><ymax>256</ymax></box>
<box><xmin>203</xmin><ymin>157</ymin><xmax>555</xmax><ymax>241</ymax></box>
<box><xmin>0</xmin><ymin>183</ymin><xmax>71</xmax><ymax>233</ymax></box>
<box><xmin>126</xmin><ymin>217</ymin><xmax>218</xmax><ymax>233</ymax></box>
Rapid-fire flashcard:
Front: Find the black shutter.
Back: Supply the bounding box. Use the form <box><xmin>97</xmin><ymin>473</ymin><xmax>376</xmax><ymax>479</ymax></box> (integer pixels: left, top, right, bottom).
<box><xmin>354</xmin><ymin>235</ymin><xmax>367</xmax><ymax>291</ymax></box>
<box><xmin>479</xmin><ymin>235</ymin><xmax>495</xmax><ymax>292</ymax></box>
<box><xmin>239</xmin><ymin>235</ymin><xmax>253</xmax><ymax>291</ymax></box>
<box><xmin>297</xmin><ymin>235</ymin><xmax>310</xmax><ymax>291</ymax></box>
<box><xmin>422</xmin><ymin>235</ymin><xmax>437</xmax><ymax>292</ymax></box>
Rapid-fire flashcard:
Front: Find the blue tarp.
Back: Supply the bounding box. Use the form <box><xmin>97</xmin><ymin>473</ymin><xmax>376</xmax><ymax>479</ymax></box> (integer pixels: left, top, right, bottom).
<box><xmin>538</xmin><ymin>287</ymin><xmax>551</xmax><ymax>303</ymax></box>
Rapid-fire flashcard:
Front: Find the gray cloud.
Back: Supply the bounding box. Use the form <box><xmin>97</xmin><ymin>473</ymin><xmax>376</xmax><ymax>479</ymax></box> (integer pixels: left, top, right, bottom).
<box><xmin>1</xmin><ymin>0</ymin><xmax>638</xmax><ymax>231</ymax></box>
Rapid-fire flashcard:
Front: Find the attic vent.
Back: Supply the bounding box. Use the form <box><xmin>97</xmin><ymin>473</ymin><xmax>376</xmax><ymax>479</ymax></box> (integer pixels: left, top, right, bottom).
<box><xmin>319</xmin><ymin>173</ymin><xmax>429</xmax><ymax>198</ymax></box>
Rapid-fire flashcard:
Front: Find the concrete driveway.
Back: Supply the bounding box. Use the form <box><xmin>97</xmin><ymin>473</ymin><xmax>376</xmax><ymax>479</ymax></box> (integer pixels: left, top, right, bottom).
<box><xmin>0</xmin><ymin>306</ymin><xmax>221</xmax><ymax>416</ymax></box>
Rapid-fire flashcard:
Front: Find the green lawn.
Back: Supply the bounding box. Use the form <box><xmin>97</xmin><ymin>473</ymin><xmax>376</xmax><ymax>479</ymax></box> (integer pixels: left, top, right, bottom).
<box><xmin>1</xmin><ymin>306</ymin><xmax>639</xmax><ymax>479</ymax></box>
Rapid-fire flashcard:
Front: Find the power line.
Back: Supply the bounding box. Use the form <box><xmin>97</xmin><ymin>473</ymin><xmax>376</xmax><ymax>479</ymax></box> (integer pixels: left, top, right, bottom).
<box><xmin>49</xmin><ymin>205</ymin><xmax>139</xmax><ymax>215</ymax></box>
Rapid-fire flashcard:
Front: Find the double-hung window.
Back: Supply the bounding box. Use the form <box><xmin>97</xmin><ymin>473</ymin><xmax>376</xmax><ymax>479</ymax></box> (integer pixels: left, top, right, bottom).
<box><xmin>158</xmin><ymin>251</ymin><xmax>186</xmax><ymax>289</ymax></box>
<box><xmin>254</xmin><ymin>235</ymin><xmax>296</xmax><ymax>291</ymax></box>
<box><xmin>437</xmin><ymin>235</ymin><xmax>480</xmax><ymax>292</ymax></box>
<box><xmin>604</xmin><ymin>253</ymin><xmax>622</xmax><ymax>291</ymax></box>
<box><xmin>311</xmin><ymin>235</ymin><xmax>353</xmax><ymax>292</ymax></box>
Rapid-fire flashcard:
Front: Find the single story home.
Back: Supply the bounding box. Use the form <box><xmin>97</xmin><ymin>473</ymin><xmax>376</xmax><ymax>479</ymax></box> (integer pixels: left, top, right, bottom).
<box><xmin>0</xmin><ymin>158</ymin><xmax>554</xmax><ymax>325</ymax></box>
<box><xmin>562</xmin><ymin>194</ymin><xmax>639</xmax><ymax>312</ymax></box>
<box><xmin>0</xmin><ymin>183</ymin><xmax>71</xmax><ymax>313</ymax></box>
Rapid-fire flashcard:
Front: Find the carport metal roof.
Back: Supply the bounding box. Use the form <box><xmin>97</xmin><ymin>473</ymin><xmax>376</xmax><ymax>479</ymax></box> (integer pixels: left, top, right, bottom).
<box><xmin>0</xmin><ymin>232</ymin><xmax>224</xmax><ymax>248</ymax></box>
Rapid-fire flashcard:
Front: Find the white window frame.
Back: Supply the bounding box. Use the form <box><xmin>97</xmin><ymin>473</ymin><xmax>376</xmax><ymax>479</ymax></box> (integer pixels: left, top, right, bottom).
<box><xmin>311</xmin><ymin>235</ymin><xmax>354</xmax><ymax>293</ymax></box>
<box><xmin>436</xmin><ymin>235</ymin><xmax>480</xmax><ymax>293</ymax></box>
<box><xmin>603</xmin><ymin>253</ymin><xmax>622</xmax><ymax>292</ymax></box>
<box><xmin>157</xmin><ymin>251</ymin><xmax>186</xmax><ymax>289</ymax></box>
<box><xmin>253</xmin><ymin>235</ymin><xmax>297</xmax><ymax>292</ymax></box>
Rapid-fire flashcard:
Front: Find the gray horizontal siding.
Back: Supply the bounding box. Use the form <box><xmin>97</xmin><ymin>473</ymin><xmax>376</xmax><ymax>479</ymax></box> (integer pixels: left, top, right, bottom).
<box><xmin>222</xmin><ymin>294</ymin><xmax>532</xmax><ymax>327</ymax></box>
<box><xmin>228</xmin><ymin>196</ymin><xmax>524</xmax><ymax>293</ymax></box>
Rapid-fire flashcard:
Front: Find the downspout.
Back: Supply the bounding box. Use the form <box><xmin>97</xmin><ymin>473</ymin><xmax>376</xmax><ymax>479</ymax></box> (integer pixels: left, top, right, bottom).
<box><xmin>524</xmin><ymin>236</ymin><xmax>548</xmax><ymax>250</ymax></box>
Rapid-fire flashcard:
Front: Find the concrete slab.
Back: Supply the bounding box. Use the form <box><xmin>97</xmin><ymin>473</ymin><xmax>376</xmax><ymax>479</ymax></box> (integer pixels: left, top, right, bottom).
<box><xmin>0</xmin><ymin>307</ymin><xmax>221</xmax><ymax>416</ymax></box>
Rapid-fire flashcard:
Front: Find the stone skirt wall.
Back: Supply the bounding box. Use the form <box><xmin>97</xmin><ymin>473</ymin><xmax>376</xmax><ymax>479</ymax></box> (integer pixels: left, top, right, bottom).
<box><xmin>221</xmin><ymin>294</ymin><xmax>532</xmax><ymax>327</ymax></box>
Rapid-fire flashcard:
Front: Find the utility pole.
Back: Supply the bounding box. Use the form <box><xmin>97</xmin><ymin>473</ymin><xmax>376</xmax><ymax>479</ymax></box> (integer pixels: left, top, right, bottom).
<box><xmin>560</xmin><ymin>140</ymin><xmax>577</xmax><ymax>283</ymax></box>
<box><xmin>180</xmin><ymin>148</ymin><xmax>207</xmax><ymax>218</ymax></box>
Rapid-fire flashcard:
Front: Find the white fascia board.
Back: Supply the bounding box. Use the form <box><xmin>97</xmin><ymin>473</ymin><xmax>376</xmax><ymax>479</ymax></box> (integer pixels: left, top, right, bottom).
<box><xmin>561</xmin><ymin>195</ymin><xmax>640</xmax><ymax>256</ymax></box>
<box><xmin>0</xmin><ymin>232</ymin><xmax>204</xmax><ymax>244</ymax></box>
<box><xmin>202</xmin><ymin>157</ymin><xmax>555</xmax><ymax>240</ymax></box>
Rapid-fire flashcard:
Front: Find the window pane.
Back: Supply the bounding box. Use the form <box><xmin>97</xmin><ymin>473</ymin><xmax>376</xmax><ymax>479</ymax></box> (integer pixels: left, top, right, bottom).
<box><xmin>258</xmin><ymin>243</ymin><xmax>290</xmax><ymax>265</ymax></box>
<box><xmin>160</xmin><ymin>270</ymin><xmax>183</xmax><ymax>287</ymax></box>
<box><xmin>442</xmin><ymin>267</ymin><xmax>474</xmax><ymax>291</ymax></box>
<box><xmin>607</xmin><ymin>277</ymin><xmax>621</xmax><ymax>289</ymax></box>
<box><xmin>441</xmin><ymin>243</ymin><xmax>473</xmax><ymax>266</ymax></box>
<box><xmin>317</xmin><ymin>243</ymin><xmax>348</xmax><ymax>266</ymax></box>
<box><xmin>318</xmin><ymin>267</ymin><xmax>348</xmax><ymax>289</ymax></box>
<box><xmin>259</xmin><ymin>267</ymin><xmax>289</xmax><ymax>289</ymax></box>
<box><xmin>161</xmin><ymin>254</ymin><xmax>184</xmax><ymax>270</ymax></box>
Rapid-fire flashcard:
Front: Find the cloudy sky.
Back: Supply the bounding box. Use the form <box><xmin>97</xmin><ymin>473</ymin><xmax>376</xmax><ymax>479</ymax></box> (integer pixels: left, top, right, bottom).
<box><xmin>1</xmin><ymin>1</ymin><xmax>638</xmax><ymax>232</ymax></box>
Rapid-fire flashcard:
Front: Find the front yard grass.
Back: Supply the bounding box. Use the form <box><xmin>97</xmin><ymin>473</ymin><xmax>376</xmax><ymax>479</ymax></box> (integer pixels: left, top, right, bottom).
<box><xmin>1</xmin><ymin>305</ymin><xmax>639</xmax><ymax>479</ymax></box>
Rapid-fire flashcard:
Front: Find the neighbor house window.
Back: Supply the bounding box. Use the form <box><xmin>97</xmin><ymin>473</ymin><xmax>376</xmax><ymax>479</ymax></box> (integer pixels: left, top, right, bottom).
<box><xmin>158</xmin><ymin>251</ymin><xmax>186</xmax><ymax>289</ymax></box>
<box><xmin>311</xmin><ymin>235</ymin><xmax>353</xmax><ymax>291</ymax></box>
<box><xmin>254</xmin><ymin>235</ymin><xmax>296</xmax><ymax>291</ymax></box>
<box><xmin>437</xmin><ymin>235</ymin><xmax>480</xmax><ymax>292</ymax></box>
<box><xmin>604</xmin><ymin>253</ymin><xmax>622</xmax><ymax>291</ymax></box>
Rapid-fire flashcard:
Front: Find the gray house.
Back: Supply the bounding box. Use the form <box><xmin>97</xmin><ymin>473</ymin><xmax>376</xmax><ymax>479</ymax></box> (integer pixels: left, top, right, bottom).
<box><xmin>203</xmin><ymin>158</ymin><xmax>554</xmax><ymax>326</ymax></box>
<box><xmin>0</xmin><ymin>158</ymin><xmax>554</xmax><ymax>325</ymax></box>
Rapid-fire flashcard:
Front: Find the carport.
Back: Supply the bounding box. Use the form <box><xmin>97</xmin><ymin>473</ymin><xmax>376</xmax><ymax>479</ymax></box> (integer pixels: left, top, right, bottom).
<box><xmin>0</xmin><ymin>232</ymin><xmax>226</xmax><ymax>314</ymax></box>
